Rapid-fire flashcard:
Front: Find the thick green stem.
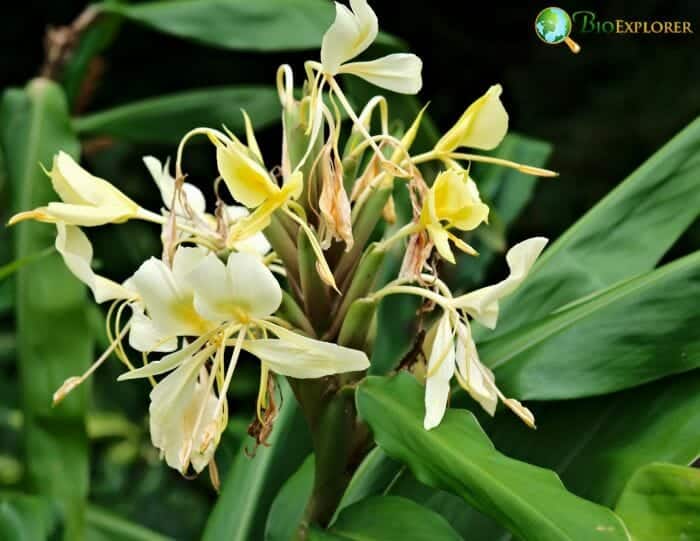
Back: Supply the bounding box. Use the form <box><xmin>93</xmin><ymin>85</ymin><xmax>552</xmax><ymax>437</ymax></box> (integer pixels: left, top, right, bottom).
<box><xmin>290</xmin><ymin>375</ymin><xmax>365</xmax><ymax>540</ymax></box>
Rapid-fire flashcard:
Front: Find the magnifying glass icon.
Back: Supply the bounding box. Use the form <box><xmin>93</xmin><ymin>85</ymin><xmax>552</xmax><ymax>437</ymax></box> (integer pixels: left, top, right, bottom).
<box><xmin>535</xmin><ymin>7</ymin><xmax>581</xmax><ymax>54</ymax></box>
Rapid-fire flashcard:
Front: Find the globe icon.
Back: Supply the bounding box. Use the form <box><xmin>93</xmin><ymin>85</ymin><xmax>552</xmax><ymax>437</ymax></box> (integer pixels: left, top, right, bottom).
<box><xmin>535</xmin><ymin>7</ymin><xmax>572</xmax><ymax>44</ymax></box>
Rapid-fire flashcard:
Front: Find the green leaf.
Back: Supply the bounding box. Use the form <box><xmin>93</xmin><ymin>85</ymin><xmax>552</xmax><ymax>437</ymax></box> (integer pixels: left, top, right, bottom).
<box><xmin>492</xmin><ymin>115</ymin><xmax>700</xmax><ymax>339</ymax></box>
<box><xmin>1</xmin><ymin>79</ymin><xmax>93</xmax><ymax>539</ymax></box>
<box><xmin>615</xmin><ymin>463</ymin><xmax>700</xmax><ymax>541</ymax></box>
<box><xmin>73</xmin><ymin>86</ymin><xmax>280</xmax><ymax>144</ymax></box>
<box><xmin>480</xmin><ymin>250</ymin><xmax>700</xmax><ymax>399</ymax></box>
<box><xmin>0</xmin><ymin>247</ymin><xmax>54</xmax><ymax>282</ymax></box>
<box><xmin>99</xmin><ymin>0</ymin><xmax>402</xmax><ymax>52</ymax></box>
<box><xmin>356</xmin><ymin>373</ymin><xmax>629</xmax><ymax>541</ymax></box>
<box><xmin>310</xmin><ymin>496</ymin><xmax>463</xmax><ymax>541</ymax></box>
<box><xmin>86</xmin><ymin>505</ymin><xmax>173</xmax><ymax>541</ymax></box>
<box><xmin>264</xmin><ymin>454</ymin><xmax>314</xmax><ymax>541</ymax></box>
<box><xmin>0</xmin><ymin>492</ymin><xmax>58</xmax><ymax>541</ymax></box>
<box><xmin>481</xmin><ymin>369</ymin><xmax>700</xmax><ymax>508</ymax></box>
<box><xmin>203</xmin><ymin>378</ymin><xmax>311</xmax><ymax>541</ymax></box>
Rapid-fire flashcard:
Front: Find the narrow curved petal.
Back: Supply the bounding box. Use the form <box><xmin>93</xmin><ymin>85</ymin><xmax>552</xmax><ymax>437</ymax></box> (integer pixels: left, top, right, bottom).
<box><xmin>339</xmin><ymin>53</ymin><xmax>423</xmax><ymax>94</ymax></box>
<box><xmin>436</xmin><ymin>84</ymin><xmax>509</xmax><ymax>153</ymax></box>
<box><xmin>427</xmin><ymin>225</ymin><xmax>455</xmax><ymax>264</ymax></box>
<box><xmin>321</xmin><ymin>0</ymin><xmax>378</xmax><ymax>73</ymax></box>
<box><xmin>120</xmin><ymin>335</ymin><xmax>211</xmax><ymax>380</ymax></box>
<box><xmin>424</xmin><ymin>315</ymin><xmax>456</xmax><ymax>430</ymax></box>
<box><xmin>55</xmin><ymin>223</ymin><xmax>133</xmax><ymax>303</ymax></box>
<box><xmin>44</xmin><ymin>202</ymin><xmax>136</xmax><ymax>226</ymax></box>
<box><xmin>453</xmin><ymin>237</ymin><xmax>548</xmax><ymax>328</ymax></box>
<box><xmin>455</xmin><ymin>322</ymin><xmax>498</xmax><ymax>415</ymax></box>
<box><xmin>244</xmin><ymin>324</ymin><xmax>369</xmax><ymax>378</ymax></box>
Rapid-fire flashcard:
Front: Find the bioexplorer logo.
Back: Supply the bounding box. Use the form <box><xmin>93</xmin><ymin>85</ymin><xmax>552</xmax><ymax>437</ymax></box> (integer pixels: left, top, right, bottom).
<box><xmin>535</xmin><ymin>7</ymin><xmax>581</xmax><ymax>53</ymax></box>
<box><xmin>535</xmin><ymin>7</ymin><xmax>694</xmax><ymax>54</ymax></box>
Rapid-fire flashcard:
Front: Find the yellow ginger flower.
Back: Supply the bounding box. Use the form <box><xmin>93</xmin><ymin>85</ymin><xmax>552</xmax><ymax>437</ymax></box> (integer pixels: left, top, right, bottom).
<box><xmin>421</xmin><ymin>237</ymin><xmax>548</xmax><ymax>429</ymax></box>
<box><xmin>117</xmin><ymin>248</ymin><xmax>369</xmax><ymax>474</ymax></box>
<box><xmin>420</xmin><ymin>169</ymin><xmax>490</xmax><ymax>263</ymax></box>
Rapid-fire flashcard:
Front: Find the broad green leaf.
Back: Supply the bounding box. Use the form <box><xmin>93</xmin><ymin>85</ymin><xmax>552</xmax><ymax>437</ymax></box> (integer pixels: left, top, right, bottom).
<box><xmin>492</xmin><ymin>115</ymin><xmax>700</xmax><ymax>338</ymax></box>
<box><xmin>425</xmin><ymin>370</ymin><xmax>700</xmax><ymax>541</ymax></box>
<box><xmin>100</xmin><ymin>0</ymin><xmax>402</xmax><ymax>52</ymax></box>
<box><xmin>265</xmin><ymin>454</ymin><xmax>314</xmax><ymax>541</ymax></box>
<box><xmin>86</xmin><ymin>506</ymin><xmax>173</xmax><ymax>541</ymax></box>
<box><xmin>388</xmin><ymin>474</ymin><xmax>507</xmax><ymax>541</ymax></box>
<box><xmin>203</xmin><ymin>378</ymin><xmax>311</xmax><ymax>541</ymax></box>
<box><xmin>0</xmin><ymin>492</ymin><xmax>58</xmax><ymax>541</ymax></box>
<box><xmin>615</xmin><ymin>463</ymin><xmax>700</xmax><ymax>541</ymax></box>
<box><xmin>73</xmin><ymin>86</ymin><xmax>280</xmax><ymax>144</ymax></box>
<box><xmin>480</xmin><ymin>250</ymin><xmax>700</xmax><ymax>399</ymax></box>
<box><xmin>481</xmin><ymin>369</ymin><xmax>700</xmax><ymax>508</ymax></box>
<box><xmin>356</xmin><ymin>373</ymin><xmax>629</xmax><ymax>541</ymax></box>
<box><xmin>310</xmin><ymin>496</ymin><xmax>462</xmax><ymax>541</ymax></box>
<box><xmin>1</xmin><ymin>79</ymin><xmax>92</xmax><ymax>540</ymax></box>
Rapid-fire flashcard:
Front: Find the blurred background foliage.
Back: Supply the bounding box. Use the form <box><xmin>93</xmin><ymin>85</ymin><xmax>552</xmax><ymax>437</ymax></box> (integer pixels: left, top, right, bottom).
<box><xmin>0</xmin><ymin>1</ymin><xmax>698</xmax><ymax>539</ymax></box>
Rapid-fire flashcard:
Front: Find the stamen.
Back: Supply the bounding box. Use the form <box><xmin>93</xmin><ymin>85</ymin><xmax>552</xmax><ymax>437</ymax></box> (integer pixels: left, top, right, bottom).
<box><xmin>53</xmin><ymin>321</ymin><xmax>131</xmax><ymax>406</ymax></box>
<box><xmin>448</xmin><ymin>152</ymin><xmax>558</xmax><ymax>177</ymax></box>
<box><xmin>256</xmin><ymin>364</ymin><xmax>270</xmax><ymax>423</ymax></box>
<box><xmin>325</xmin><ymin>76</ymin><xmax>410</xmax><ymax>178</ymax></box>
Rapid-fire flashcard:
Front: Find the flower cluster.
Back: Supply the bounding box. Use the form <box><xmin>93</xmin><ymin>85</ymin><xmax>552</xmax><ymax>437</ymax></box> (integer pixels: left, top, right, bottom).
<box><xmin>9</xmin><ymin>0</ymin><xmax>555</xmax><ymax>476</ymax></box>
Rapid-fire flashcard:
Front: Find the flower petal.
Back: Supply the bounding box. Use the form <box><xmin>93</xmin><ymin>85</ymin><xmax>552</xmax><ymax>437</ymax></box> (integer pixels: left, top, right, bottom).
<box><xmin>120</xmin><ymin>335</ymin><xmax>211</xmax><ymax>380</ymax></box>
<box><xmin>321</xmin><ymin>0</ymin><xmax>378</xmax><ymax>73</ymax></box>
<box><xmin>148</xmin><ymin>356</ymin><xmax>217</xmax><ymax>473</ymax></box>
<box><xmin>455</xmin><ymin>322</ymin><xmax>498</xmax><ymax>415</ymax></box>
<box><xmin>215</xmin><ymin>139</ymin><xmax>277</xmax><ymax>208</ymax></box>
<box><xmin>55</xmin><ymin>223</ymin><xmax>133</xmax><ymax>303</ymax></box>
<box><xmin>43</xmin><ymin>201</ymin><xmax>136</xmax><ymax>226</ymax></box>
<box><xmin>244</xmin><ymin>323</ymin><xmax>369</xmax><ymax>378</ymax></box>
<box><xmin>225</xmin><ymin>252</ymin><xmax>282</xmax><ymax>319</ymax></box>
<box><xmin>225</xmin><ymin>206</ymin><xmax>271</xmax><ymax>255</ymax></box>
<box><xmin>427</xmin><ymin>225</ymin><xmax>455</xmax><ymax>264</ymax></box>
<box><xmin>339</xmin><ymin>53</ymin><xmax>423</xmax><ymax>94</ymax></box>
<box><xmin>128</xmin><ymin>308</ymin><xmax>179</xmax><ymax>354</ymax></box>
<box><xmin>435</xmin><ymin>84</ymin><xmax>509</xmax><ymax>152</ymax></box>
<box><xmin>423</xmin><ymin>314</ymin><xmax>456</xmax><ymax>430</ymax></box>
<box><xmin>453</xmin><ymin>237</ymin><xmax>548</xmax><ymax>328</ymax></box>
<box><xmin>52</xmin><ymin>151</ymin><xmax>139</xmax><ymax>212</ymax></box>
<box><xmin>130</xmin><ymin>256</ymin><xmax>212</xmax><ymax>336</ymax></box>
<box><xmin>171</xmin><ymin>246</ymin><xmax>208</xmax><ymax>286</ymax></box>
<box><xmin>186</xmin><ymin>253</ymin><xmax>235</xmax><ymax>322</ymax></box>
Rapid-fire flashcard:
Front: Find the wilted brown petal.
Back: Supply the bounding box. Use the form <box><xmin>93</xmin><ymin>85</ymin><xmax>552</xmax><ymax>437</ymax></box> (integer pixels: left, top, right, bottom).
<box><xmin>319</xmin><ymin>146</ymin><xmax>354</xmax><ymax>250</ymax></box>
